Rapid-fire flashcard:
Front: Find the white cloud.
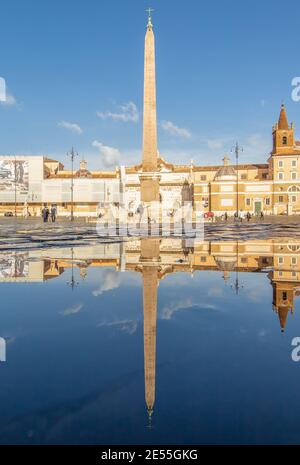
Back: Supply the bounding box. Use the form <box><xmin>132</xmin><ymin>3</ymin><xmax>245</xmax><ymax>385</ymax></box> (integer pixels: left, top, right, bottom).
<box><xmin>161</xmin><ymin>298</ymin><xmax>216</xmax><ymax>320</ymax></box>
<box><xmin>97</xmin><ymin>101</ymin><xmax>139</xmax><ymax>123</ymax></box>
<box><xmin>97</xmin><ymin>319</ymin><xmax>138</xmax><ymax>335</ymax></box>
<box><xmin>58</xmin><ymin>121</ymin><xmax>83</xmax><ymax>134</ymax></box>
<box><xmin>0</xmin><ymin>88</ymin><xmax>17</xmax><ymax>106</ymax></box>
<box><xmin>0</xmin><ymin>77</ymin><xmax>6</xmax><ymax>102</ymax></box>
<box><xmin>92</xmin><ymin>269</ymin><xmax>120</xmax><ymax>296</ymax></box>
<box><xmin>160</xmin><ymin>120</ymin><xmax>191</xmax><ymax>139</ymax></box>
<box><xmin>61</xmin><ymin>303</ymin><xmax>84</xmax><ymax>316</ymax></box>
<box><xmin>5</xmin><ymin>93</ymin><xmax>17</xmax><ymax>105</ymax></box>
<box><xmin>0</xmin><ymin>78</ymin><xmax>17</xmax><ymax>106</ymax></box>
<box><xmin>92</xmin><ymin>140</ymin><xmax>120</xmax><ymax>168</ymax></box>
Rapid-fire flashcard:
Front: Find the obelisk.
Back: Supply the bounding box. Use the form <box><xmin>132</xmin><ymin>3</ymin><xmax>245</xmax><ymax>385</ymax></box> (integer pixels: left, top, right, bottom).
<box><xmin>140</xmin><ymin>9</ymin><xmax>160</xmax><ymax>203</ymax></box>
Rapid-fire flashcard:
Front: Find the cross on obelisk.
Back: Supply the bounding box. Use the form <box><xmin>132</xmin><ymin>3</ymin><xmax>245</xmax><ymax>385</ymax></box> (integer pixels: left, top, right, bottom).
<box><xmin>146</xmin><ymin>7</ymin><xmax>154</xmax><ymax>19</ymax></box>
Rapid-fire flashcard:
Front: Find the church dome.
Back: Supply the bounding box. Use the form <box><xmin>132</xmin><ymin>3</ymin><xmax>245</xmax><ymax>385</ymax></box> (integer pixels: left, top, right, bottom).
<box><xmin>75</xmin><ymin>159</ymin><xmax>92</xmax><ymax>178</ymax></box>
<box><xmin>214</xmin><ymin>156</ymin><xmax>236</xmax><ymax>181</ymax></box>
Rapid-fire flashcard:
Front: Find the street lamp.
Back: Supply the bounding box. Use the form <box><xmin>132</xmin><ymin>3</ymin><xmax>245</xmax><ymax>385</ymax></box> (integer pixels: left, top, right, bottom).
<box><xmin>14</xmin><ymin>155</ymin><xmax>17</xmax><ymax>218</ymax></box>
<box><xmin>231</xmin><ymin>240</ymin><xmax>244</xmax><ymax>295</ymax></box>
<box><xmin>67</xmin><ymin>247</ymin><xmax>79</xmax><ymax>290</ymax></box>
<box><xmin>67</xmin><ymin>147</ymin><xmax>78</xmax><ymax>221</ymax></box>
<box><xmin>231</xmin><ymin>142</ymin><xmax>243</xmax><ymax>217</ymax></box>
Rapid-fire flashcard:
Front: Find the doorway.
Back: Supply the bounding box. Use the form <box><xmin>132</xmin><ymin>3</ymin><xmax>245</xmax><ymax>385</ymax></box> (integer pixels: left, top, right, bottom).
<box><xmin>254</xmin><ymin>201</ymin><xmax>262</xmax><ymax>215</ymax></box>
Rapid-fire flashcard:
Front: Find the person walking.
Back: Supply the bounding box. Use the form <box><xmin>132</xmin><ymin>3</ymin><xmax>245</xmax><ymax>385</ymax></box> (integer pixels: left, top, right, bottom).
<box><xmin>246</xmin><ymin>211</ymin><xmax>251</xmax><ymax>222</ymax></box>
<box><xmin>51</xmin><ymin>205</ymin><xmax>57</xmax><ymax>223</ymax></box>
<box><xmin>260</xmin><ymin>210</ymin><xmax>264</xmax><ymax>221</ymax></box>
<box><xmin>224</xmin><ymin>212</ymin><xmax>228</xmax><ymax>222</ymax></box>
<box><xmin>136</xmin><ymin>203</ymin><xmax>144</xmax><ymax>224</ymax></box>
<box><xmin>42</xmin><ymin>205</ymin><xmax>49</xmax><ymax>223</ymax></box>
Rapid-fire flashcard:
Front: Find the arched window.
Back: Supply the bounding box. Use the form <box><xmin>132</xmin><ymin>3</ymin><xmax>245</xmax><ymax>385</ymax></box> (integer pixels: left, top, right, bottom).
<box><xmin>288</xmin><ymin>244</ymin><xmax>300</xmax><ymax>252</ymax></box>
<box><xmin>282</xmin><ymin>136</ymin><xmax>288</xmax><ymax>145</ymax></box>
<box><xmin>288</xmin><ymin>185</ymin><xmax>300</xmax><ymax>193</ymax></box>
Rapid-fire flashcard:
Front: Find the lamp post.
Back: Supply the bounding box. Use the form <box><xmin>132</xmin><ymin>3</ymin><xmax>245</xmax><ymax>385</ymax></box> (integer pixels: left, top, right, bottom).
<box><xmin>231</xmin><ymin>240</ymin><xmax>244</xmax><ymax>295</ymax></box>
<box><xmin>67</xmin><ymin>247</ymin><xmax>78</xmax><ymax>291</ymax></box>
<box><xmin>14</xmin><ymin>155</ymin><xmax>17</xmax><ymax>218</ymax></box>
<box><xmin>231</xmin><ymin>142</ymin><xmax>243</xmax><ymax>217</ymax></box>
<box><xmin>67</xmin><ymin>147</ymin><xmax>78</xmax><ymax>221</ymax></box>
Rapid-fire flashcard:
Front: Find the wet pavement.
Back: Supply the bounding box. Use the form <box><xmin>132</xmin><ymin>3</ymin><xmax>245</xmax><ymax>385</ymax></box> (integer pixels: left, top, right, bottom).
<box><xmin>0</xmin><ymin>217</ymin><xmax>300</xmax><ymax>251</ymax></box>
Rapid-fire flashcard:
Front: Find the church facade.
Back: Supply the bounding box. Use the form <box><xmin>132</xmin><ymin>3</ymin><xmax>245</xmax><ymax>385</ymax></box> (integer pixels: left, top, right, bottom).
<box><xmin>1</xmin><ymin>15</ymin><xmax>300</xmax><ymax>219</ymax></box>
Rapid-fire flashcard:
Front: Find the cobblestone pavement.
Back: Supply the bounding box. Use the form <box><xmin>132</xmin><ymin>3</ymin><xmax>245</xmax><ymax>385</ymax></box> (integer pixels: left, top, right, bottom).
<box><xmin>0</xmin><ymin>216</ymin><xmax>300</xmax><ymax>251</ymax></box>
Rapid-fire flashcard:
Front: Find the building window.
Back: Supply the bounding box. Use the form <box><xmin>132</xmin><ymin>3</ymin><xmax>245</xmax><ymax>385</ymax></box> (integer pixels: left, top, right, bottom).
<box><xmin>278</xmin><ymin>172</ymin><xmax>284</xmax><ymax>180</ymax></box>
<box><xmin>292</xmin><ymin>257</ymin><xmax>297</xmax><ymax>265</ymax></box>
<box><xmin>282</xmin><ymin>136</ymin><xmax>288</xmax><ymax>145</ymax></box>
<box><xmin>292</xmin><ymin>172</ymin><xmax>297</xmax><ymax>180</ymax></box>
<box><xmin>200</xmin><ymin>175</ymin><xmax>207</xmax><ymax>181</ymax></box>
<box><xmin>292</xmin><ymin>160</ymin><xmax>297</xmax><ymax>168</ymax></box>
<box><xmin>279</xmin><ymin>195</ymin><xmax>284</xmax><ymax>203</ymax></box>
<box><xmin>282</xmin><ymin>291</ymin><xmax>287</xmax><ymax>301</ymax></box>
<box><xmin>262</xmin><ymin>172</ymin><xmax>268</xmax><ymax>179</ymax></box>
<box><xmin>246</xmin><ymin>198</ymin><xmax>251</xmax><ymax>206</ymax></box>
<box><xmin>292</xmin><ymin>271</ymin><xmax>297</xmax><ymax>278</ymax></box>
<box><xmin>265</xmin><ymin>198</ymin><xmax>270</xmax><ymax>206</ymax></box>
<box><xmin>200</xmin><ymin>256</ymin><xmax>206</xmax><ymax>262</ymax></box>
<box><xmin>279</xmin><ymin>271</ymin><xmax>283</xmax><ymax>277</ymax></box>
<box><xmin>278</xmin><ymin>256</ymin><xmax>284</xmax><ymax>265</ymax></box>
<box><xmin>278</xmin><ymin>160</ymin><xmax>283</xmax><ymax>168</ymax></box>
<box><xmin>241</xmin><ymin>257</ymin><xmax>247</xmax><ymax>263</ymax></box>
<box><xmin>292</xmin><ymin>195</ymin><xmax>297</xmax><ymax>203</ymax></box>
<box><xmin>241</xmin><ymin>174</ymin><xmax>247</xmax><ymax>180</ymax></box>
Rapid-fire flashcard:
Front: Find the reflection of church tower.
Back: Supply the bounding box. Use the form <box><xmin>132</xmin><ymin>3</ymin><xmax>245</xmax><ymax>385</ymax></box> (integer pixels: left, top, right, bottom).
<box><xmin>140</xmin><ymin>10</ymin><xmax>160</xmax><ymax>203</ymax></box>
<box><xmin>272</xmin><ymin>280</ymin><xmax>295</xmax><ymax>332</ymax></box>
<box><xmin>140</xmin><ymin>238</ymin><xmax>160</xmax><ymax>425</ymax></box>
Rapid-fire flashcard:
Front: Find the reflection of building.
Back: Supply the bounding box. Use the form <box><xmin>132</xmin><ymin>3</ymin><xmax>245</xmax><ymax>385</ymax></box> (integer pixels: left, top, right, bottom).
<box><xmin>1</xmin><ymin>16</ymin><xmax>300</xmax><ymax>218</ymax></box>
<box><xmin>2</xmin><ymin>237</ymin><xmax>300</xmax><ymax>420</ymax></box>
<box><xmin>2</xmin><ymin>239</ymin><xmax>300</xmax><ymax>332</ymax></box>
<box><xmin>269</xmin><ymin>241</ymin><xmax>300</xmax><ymax>332</ymax></box>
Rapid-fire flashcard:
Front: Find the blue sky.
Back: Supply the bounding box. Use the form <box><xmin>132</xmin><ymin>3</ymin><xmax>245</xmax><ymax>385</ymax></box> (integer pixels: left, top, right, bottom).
<box><xmin>0</xmin><ymin>0</ymin><xmax>300</xmax><ymax>169</ymax></box>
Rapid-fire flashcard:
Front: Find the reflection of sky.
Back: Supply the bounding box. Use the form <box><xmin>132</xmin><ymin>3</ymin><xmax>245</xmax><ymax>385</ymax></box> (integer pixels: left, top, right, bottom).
<box><xmin>0</xmin><ymin>266</ymin><xmax>300</xmax><ymax>445</ymax></box>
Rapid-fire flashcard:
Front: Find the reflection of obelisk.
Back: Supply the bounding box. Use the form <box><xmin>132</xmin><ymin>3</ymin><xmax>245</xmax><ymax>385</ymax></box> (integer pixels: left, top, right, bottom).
<box><xmin>141</xmin><ymin>238</ymin><xmax>160</xmax><ymax>424</ymax></box>
<box><xmin>140</xmin><ymin>10</ymin><xmax>160</xmax><ymax>203</ymax></box>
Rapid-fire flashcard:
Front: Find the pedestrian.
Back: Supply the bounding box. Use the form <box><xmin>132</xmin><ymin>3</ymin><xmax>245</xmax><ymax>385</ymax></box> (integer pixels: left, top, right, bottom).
<box><xmin>224</xmin><ymin>212</ymin><xmax>228</xmax><ymax>222</ymax></box>
<box><xmin>260</xmin><ymin>211</ymin><xmax>264</xmax><ymax>220</ymax></box>
<box><xmin>51</xmin><ymin>205</ymin><xmax>57</xmax><ymax>223</ymax></box>
<box><xmin>246</xmin><ymin>211</ymin><xmax>251</xmax><ymax>222</ymax></box>
<box><xmin>239</xmin><ymin>210</ymin><xmax>243</xmax><ymax>222</ymax></box>
<box><xmin>136</xmin><ymin>203</ymin><xmax>144</xmax><ymax>224</ymax></box>
<box><xmin>42</xmin><ymin>205</ymin><xmax>49</xmax><ymax>223</ymax></box>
